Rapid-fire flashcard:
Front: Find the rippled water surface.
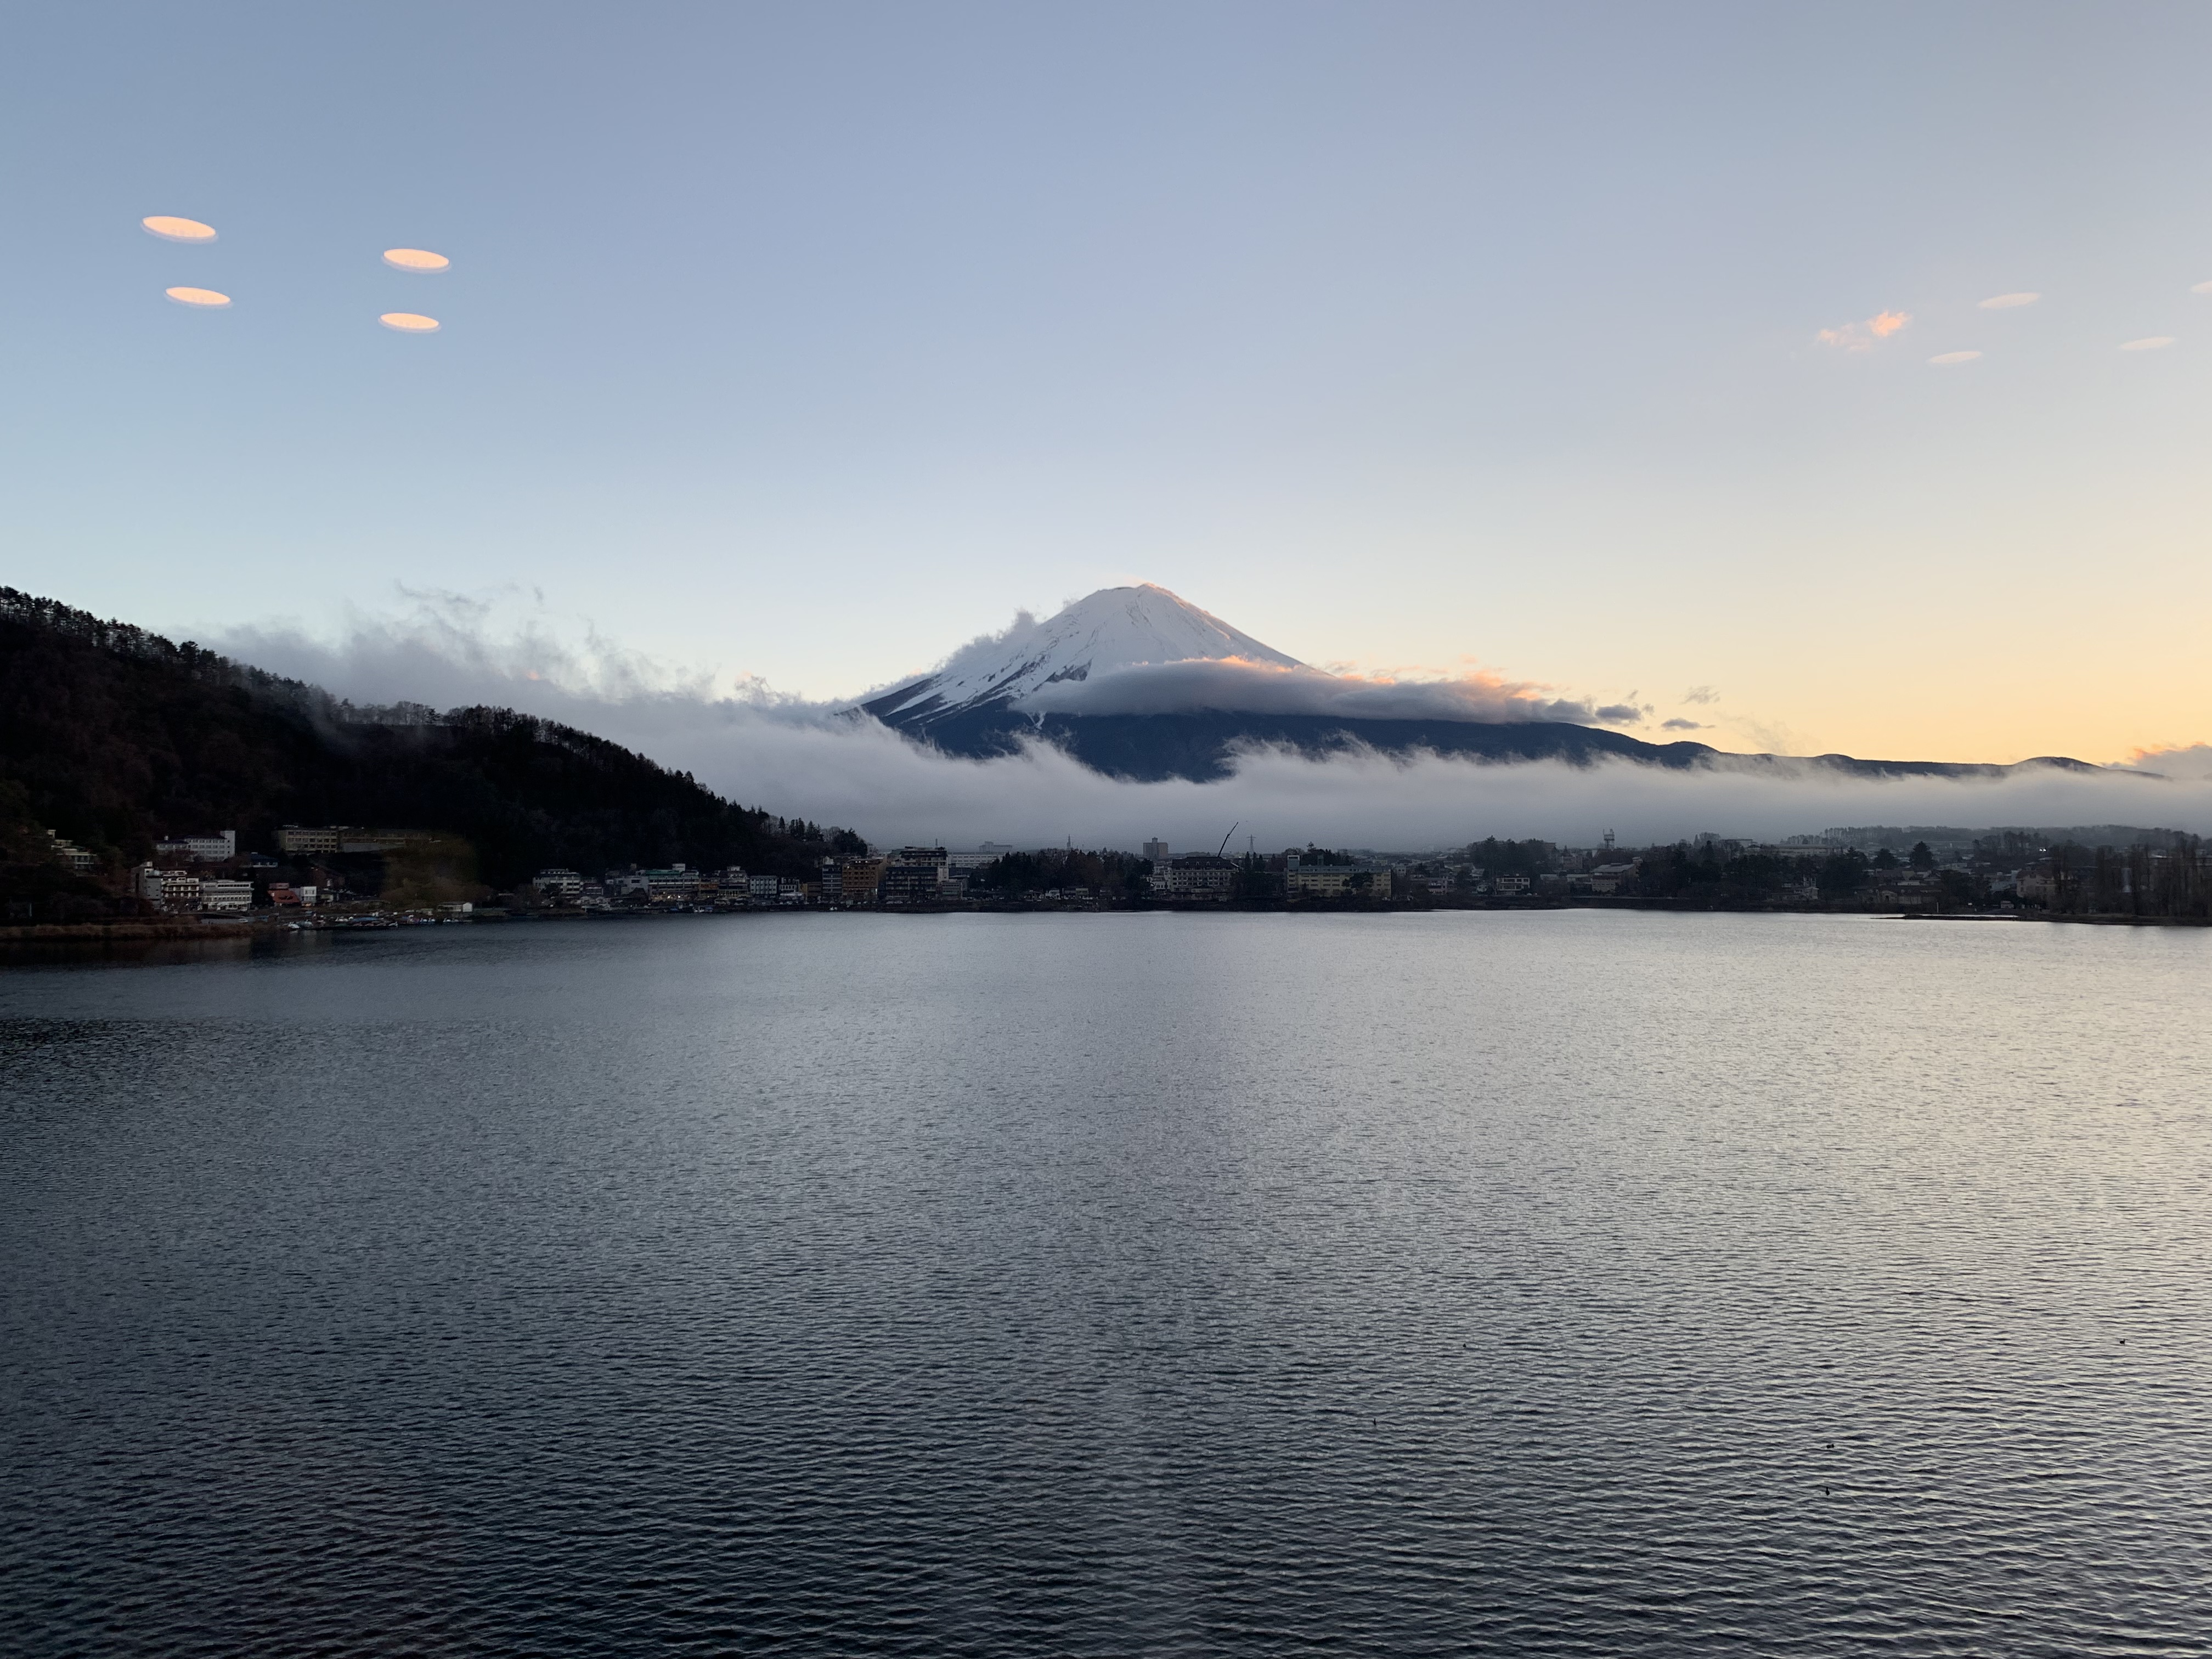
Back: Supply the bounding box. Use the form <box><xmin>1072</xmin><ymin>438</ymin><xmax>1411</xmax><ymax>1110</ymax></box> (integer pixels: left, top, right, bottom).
<box><xmin>4</xmin><ymin>912</ymin><xmax>2210</xmax><ymax>1656</ymax></box>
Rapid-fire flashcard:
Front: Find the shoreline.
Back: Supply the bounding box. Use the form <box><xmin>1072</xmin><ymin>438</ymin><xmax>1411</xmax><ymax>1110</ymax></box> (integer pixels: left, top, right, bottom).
<box><xmin>0</xmin><ymin>918</ymin><xmax>287</xmax><ymax>944</ymax></box>
<box><xmin>4</xmin><ymin>901</ymin><xmax>2204</xmax><ymax>949</ymax></box>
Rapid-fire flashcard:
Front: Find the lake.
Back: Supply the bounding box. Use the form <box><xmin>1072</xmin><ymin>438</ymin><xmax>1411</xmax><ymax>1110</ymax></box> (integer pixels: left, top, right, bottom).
<box><xmin>4</xmin><ymin>911</ymin><xmax>2208</xmax><ymax>1656</ymax></box>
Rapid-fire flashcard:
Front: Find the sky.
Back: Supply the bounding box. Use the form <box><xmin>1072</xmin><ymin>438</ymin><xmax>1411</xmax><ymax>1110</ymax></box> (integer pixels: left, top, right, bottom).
<box><xmin>5</xmin><ymin>2</ymin><xmax>2212</xmax><ymax>770</ymax></box>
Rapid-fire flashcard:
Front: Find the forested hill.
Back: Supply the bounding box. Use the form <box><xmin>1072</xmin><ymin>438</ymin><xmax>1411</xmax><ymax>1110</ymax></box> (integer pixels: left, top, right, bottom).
<box><xmin>0</xmin><ymin>588</ymin><xmax>834</xmax><ymax>890</ymax></box>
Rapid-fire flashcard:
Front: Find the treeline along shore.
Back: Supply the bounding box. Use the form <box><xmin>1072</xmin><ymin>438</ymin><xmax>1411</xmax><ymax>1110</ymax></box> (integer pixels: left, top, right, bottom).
<box><xmin>818</xmin><ymin>831</ymin><xmax>2211</xmax><ymax>922</ymax></box>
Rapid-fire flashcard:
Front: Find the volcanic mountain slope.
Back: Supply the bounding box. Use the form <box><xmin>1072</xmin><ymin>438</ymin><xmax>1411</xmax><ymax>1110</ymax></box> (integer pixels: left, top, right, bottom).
<box><xmin>859</xmin><ymin>584</ymin><xmax>1299</xmax><ymax>735</ymax></box>
<box><xmin>857</xmin><ymin>585</ymin><xmax>2117</xmax><ymax>785</ymax></box>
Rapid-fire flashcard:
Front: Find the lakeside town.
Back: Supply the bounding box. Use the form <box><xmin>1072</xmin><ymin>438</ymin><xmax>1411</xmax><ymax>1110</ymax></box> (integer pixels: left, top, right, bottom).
<box><xmin>18</xmin><ymin>817</ymin><xmax>2212</xmax><ymax>930</ymax></box>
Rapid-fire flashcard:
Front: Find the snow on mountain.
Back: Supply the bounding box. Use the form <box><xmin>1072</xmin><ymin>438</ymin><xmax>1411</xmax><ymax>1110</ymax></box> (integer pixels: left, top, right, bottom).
<box><xmin>859</xmin><ymin>584</ymin><xmax>1301</xmax><ymax>730</ymax></box>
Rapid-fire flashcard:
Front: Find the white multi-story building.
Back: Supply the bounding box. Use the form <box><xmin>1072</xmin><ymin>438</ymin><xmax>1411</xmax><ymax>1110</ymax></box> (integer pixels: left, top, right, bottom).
<box><xmin>605</xmin><ymin>865</ymin><xmax>699</xmax><ymax>903</ymax></box>
<box><xmin>535</xmin><ymin>869</ymin><xmax>584</xmax><ymax>901</ymax></box>
<box><xmin>648</xmin><ymin>866</ymin><xmax>698</xmax><ymax>902</ymax></box>
<box><xmin>883</xmin><ymin>848</ymin><xmax>950</xmax><ymax>904</ymax></box>
<box><xmin>1286</xmin><ymin>864</ymin><xmax>1359</xmax><ymax>898</ymax></box>
<box><xmin>137</xmin><ymin>867</ymin><xmax>252</xmax><ymax>911</ymax></box>
<box><xmin>44</xmin><ymin>831</ymin><xmax>99</xmax><ymax>872</ymax></box>
<box><xmin>154</xmin><ymin>830</ymin><xmax>236</xmax><ymax>863</ymax></box>
<box><xmin>199</xmin><ymin>879</ymin><xmax>253</xmax><ymax>911</ymax></box>
<box><xmin>1165</xmin><ymin>855</ymin><xmax>1237</xmax><ymax>899</ymax></box>
<box><xmin>340</xmin><ymin>832</ymin><xmax>421</xmax><ymax>854</ymax></box>
<box><xmin>138</xmin><ymin>865</ymin><xmax>201</xmax><ymax>910</ymax></box>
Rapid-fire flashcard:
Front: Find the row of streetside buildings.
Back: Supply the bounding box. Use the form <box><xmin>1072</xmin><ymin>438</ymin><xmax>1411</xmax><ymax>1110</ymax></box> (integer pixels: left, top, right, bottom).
<box><xmin>1143</xmin><ymin>850</ymin><xmax>1647</xmax><ymax>901</ymax></box>
<box><xmin>541</xmin><ymin>849</ymin><xmax>964</xmax><ymax>910</ymax></box>
<box><xmin>133</xmin><ymin>865</ymin><xmax>318</xmax><ymax>913</ymax></box>
<box><xmin>1146</xmin><ymin>851</ymin><xmax>1412</xmax><ymax>901</ymax></box>
<box><xmin>107</xmin><ymin>825</ymin><xmax>307</xmax><ymax>913</ymax></box>
<box><xmin>125</xmin><ymin>824</ymin><xmax>407</xmax><ymax>913</ymax></box>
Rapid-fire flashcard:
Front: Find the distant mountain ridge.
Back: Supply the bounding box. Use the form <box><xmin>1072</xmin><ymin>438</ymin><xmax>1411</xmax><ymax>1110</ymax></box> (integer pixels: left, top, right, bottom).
<box><xmin>859</xmin><ymin>584</ymin><xmax>2123</xmax><ymax>785</ymax></box>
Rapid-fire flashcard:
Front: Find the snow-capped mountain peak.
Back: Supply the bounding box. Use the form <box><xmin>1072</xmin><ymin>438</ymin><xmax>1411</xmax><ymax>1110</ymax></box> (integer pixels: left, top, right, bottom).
<box><xmin>860</xmin><ymin>584</ymin><xmax>1299</xmax><ymax>730</ymax></box>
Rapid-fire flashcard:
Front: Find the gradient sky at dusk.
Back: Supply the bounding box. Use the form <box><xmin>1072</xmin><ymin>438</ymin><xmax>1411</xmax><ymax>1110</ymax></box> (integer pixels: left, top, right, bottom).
<box><xmin>5</xmin><ymin>2</ymin><xmax>2210</xmax><ymax>764</ymax></box>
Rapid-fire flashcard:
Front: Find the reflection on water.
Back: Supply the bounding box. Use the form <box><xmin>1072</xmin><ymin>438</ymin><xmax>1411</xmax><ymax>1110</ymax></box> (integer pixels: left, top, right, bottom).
<box><xmin>0</xmin><ymin>929</ymin><xmax>332</xmax><ymax>972</ymax></box>
<box><xmin>3</xmin><ymin>912</ymin><xmax>2208</xmax><ymax>1657</ymax></box>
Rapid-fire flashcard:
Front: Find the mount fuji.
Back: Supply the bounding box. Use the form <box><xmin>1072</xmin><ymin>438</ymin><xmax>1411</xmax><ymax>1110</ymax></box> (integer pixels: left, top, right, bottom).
<box><xmin>856</xmin><ymin>585</ymin><xmax>2109</xmax><ymax>786</ymax></box>
<box><xmin>859</xmin><ymin>584</ymin><xmax>1301</xmax><ymax>733</ymax></box>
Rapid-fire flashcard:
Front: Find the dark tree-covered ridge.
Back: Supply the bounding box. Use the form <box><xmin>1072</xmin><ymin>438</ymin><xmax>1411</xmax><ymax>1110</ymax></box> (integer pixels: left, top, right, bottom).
<box><xmin>0</xmin><ymin>587</ymin><xmax>830</xmax><ymax>889</ymax></box>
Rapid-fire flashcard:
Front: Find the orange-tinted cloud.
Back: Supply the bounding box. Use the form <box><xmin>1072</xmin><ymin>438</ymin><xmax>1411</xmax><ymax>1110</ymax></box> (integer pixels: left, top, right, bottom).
<box><xmin>2121</xmin><ymin>743</ymin><xmax>2212</xmax><ymax>780</ymax></box>
<box><xmin>2192</xmin><ymin>281</ymin><xmax>2212</xmax><ymax>295</ymax></box>
<box><xmin>382</xmin><ymin>248</ymin><xmax>450</xmax><ymax>273</ymax></box>
<box><xmin>165</xmin><ymin>286</ymin><xmax>230</xmax><ymax>307</ymax></box>
<box><xmin>143</xmin><ymin>215</ymin><xmax>217</xmax><ymax>243</ymax></box>
<box><xmin>1815</xmin><ymin>310</ymin><xmax>1911</xmax><ymax>351</ymax></box>
<box><xmin>379</xmin><ymin>312</ymin><xmax>441</xmax><ymax>333</ymax></box>
<box><xmin>2119</xmin><ymin>336</ymin><xmax>2175</xmax><ymax>351</ymax></box>
<box><xmin>1023</xmin><ymin>657</ymin><xmax>1611</xmax><ymax>725</ymax></box>
<box><xmin>1929</xmin><ymin>350</ymin><xmax>1981</xmax><ymax>365</ymax></box>
<box><xmin>1978</xmin><ymin>292</ymin><xmax>2039</xmax><ymax>309</ymax></box>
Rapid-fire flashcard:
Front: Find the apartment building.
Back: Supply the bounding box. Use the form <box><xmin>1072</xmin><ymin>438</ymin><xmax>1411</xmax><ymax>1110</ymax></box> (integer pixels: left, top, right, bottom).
<box><xmin>883</xmin><ymin>848</ymin><xmax>950</xmax><ymax>904</ymax></box>
<box><xmin>154</xmin><ymin>830</ymin><xmax>236</xmax><ymax>862</ymax></box>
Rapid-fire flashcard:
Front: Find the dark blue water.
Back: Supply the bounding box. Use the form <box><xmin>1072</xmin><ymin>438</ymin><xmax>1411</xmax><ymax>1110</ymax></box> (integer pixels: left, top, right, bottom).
<box><xmin>4</xmin><ymin>912</ymin><xmax>2209</xmax><ymax>1655</ymax></box>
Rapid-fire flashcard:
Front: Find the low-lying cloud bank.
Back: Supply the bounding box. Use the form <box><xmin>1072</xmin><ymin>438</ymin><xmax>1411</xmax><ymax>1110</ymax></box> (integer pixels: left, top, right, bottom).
<box><xmin>2123</xmin><ymin>742</ymin><xmax>2212</xmax><ymax>781</ymax></box>
<box><xmin>213</xmin><ymin>603</ymin><xmax>2212</xmax><ymax>851</ymax></box>
<box><xmin>1022</xmin><ymin>658</ymin><xmax>1610</xmax><ymax>725</ymax></box>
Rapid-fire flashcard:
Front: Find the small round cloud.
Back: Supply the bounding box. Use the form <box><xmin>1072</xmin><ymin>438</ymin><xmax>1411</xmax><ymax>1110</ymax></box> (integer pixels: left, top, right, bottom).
<box><xmin>142</xmin><ymin>216</ymin><xmax>217</xmax><ymax>244</ymax></box>
<box><xmin>1929</xmin><ymin>350</ymin><xmax>1982</xmax><ymax>365</ymax></box>
<box><xmin>1978</xmin><ymin>292</ymin><xmax>2039</xmax><ymax>309</ymax></box>
<box><xmin>165</xmin><ymin>286</ymin><xmax>230</xmax><ymax>308</ymax></box>
<box><xmin>2192</xmin><ymin>281</ymin><xmax>2212</xmax><ymax>296</ymax></box>
<box><xmin>379</xmin><ymin>312</ymin><xmax>441</xmax><ymax>333</ymax></box>
<box><xmin>2119</xmin><ymin>336</ymin><xmax>2176</xmax><ymax>351</ymax></box>
<box><xmin>382</xmin><ymin>248</ymin><xmax>451</xmax><ymax>273</ymax></box>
